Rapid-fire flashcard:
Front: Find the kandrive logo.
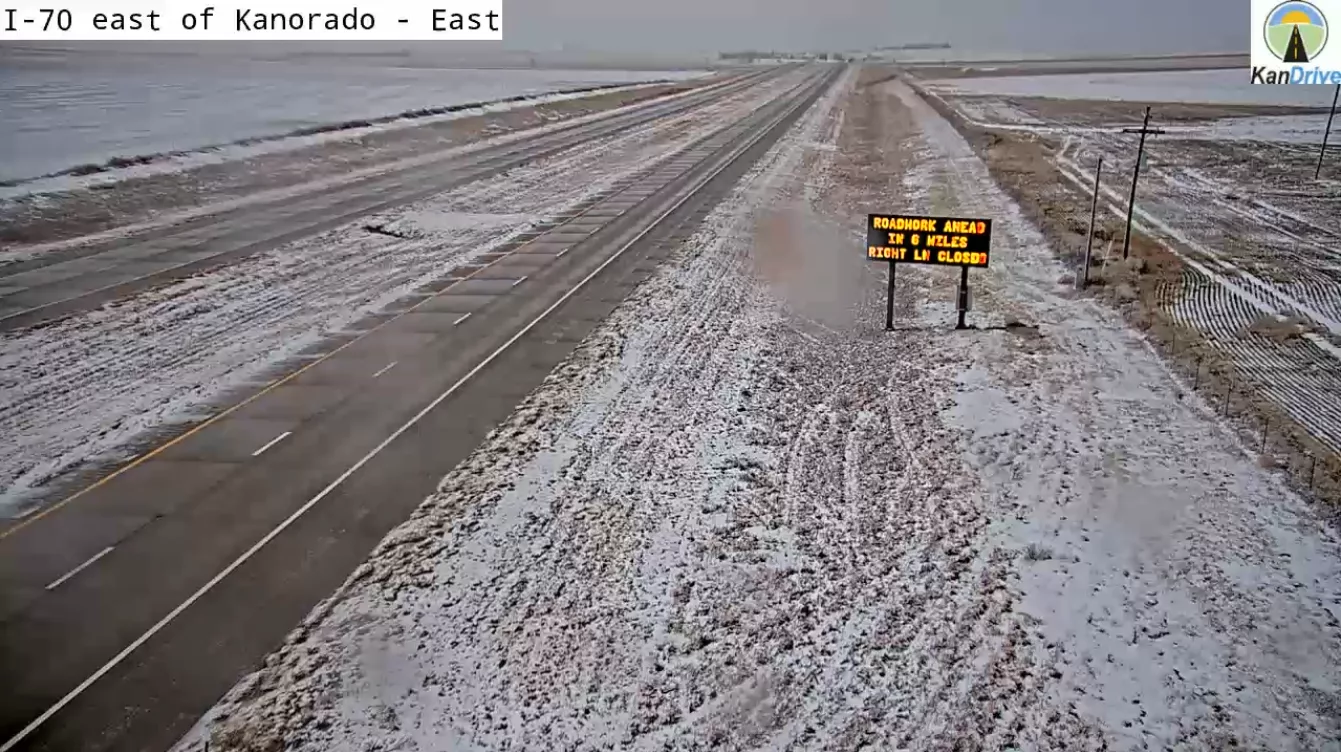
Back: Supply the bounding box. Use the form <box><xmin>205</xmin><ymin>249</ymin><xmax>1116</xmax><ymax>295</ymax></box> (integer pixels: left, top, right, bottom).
<box><xmin>1252</xmin><ymin>0</ymin><xmax>1341</xmax><ymax>83</ymax></box>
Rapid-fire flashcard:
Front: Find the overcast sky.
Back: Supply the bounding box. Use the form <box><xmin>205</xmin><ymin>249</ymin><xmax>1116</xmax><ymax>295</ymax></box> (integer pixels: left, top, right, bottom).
<box><xmin>502</xmin><ymin>0</ymin><xmax>1245</xmax><ymax>55</ymax></box>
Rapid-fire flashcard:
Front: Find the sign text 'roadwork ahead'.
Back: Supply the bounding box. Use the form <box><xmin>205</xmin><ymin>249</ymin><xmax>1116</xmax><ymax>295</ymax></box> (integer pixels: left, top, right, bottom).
<box><xmin>866</xmin><ymin>213</ymin><xmax>993</xmax><ymax>267</ymax></box>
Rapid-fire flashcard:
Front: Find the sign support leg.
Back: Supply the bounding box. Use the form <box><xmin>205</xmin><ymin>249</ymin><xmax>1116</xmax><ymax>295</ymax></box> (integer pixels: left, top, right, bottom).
<box><xmin>956</xmin><ymin>266</ymin><xmax>969</xmax><ymax>330</ymax></box>
<box><xmin>885</xmin><ymin>260</ymin><xmax>896</xmax><ymax>331</ymax></box>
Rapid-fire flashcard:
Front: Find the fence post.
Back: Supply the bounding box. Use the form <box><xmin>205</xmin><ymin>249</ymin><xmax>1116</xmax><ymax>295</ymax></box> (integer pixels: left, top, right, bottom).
<box><xmin>1081</xmin><ymin>157</ymin><xmax>1102</xmax><ymax>289</ymax></box>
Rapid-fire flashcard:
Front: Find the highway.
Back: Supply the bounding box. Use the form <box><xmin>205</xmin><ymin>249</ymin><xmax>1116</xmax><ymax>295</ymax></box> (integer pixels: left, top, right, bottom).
<box><xmin>0</xmin><ymin>65</ymin><xmax>786</xmax><ymax>331</ymax></box>
<box><xmin>0</xmin><ymin>64</ymin><xmax>841</xmax><ymax>751</ymax></box>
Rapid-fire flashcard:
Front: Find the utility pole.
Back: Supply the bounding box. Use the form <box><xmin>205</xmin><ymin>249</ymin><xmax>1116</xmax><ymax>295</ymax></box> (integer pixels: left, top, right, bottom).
<box><xmin>1316</xmin><ymin>84</ymin><xmax>1340</xmax><ymax>180</ymax></box>
<box><xmin>1121</xmin><ymin>106</ymin><xmax>1165</xmax><ymax>260</ymax></box>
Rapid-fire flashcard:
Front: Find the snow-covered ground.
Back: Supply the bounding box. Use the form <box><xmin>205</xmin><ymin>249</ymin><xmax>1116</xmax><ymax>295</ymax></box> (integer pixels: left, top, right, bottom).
<box><xmin>0</xmin><ymin>50</ymin><xmax>709</xmax><ymax>184</ymax></box>
<box><xmin>0</xmin><ymin>74</ymin><xmax>748</xmax><ymax>262</ymax></box>
<box><xmin>946</xmin><ymin>96</ymin><xmax>1335</xmax><ymax>146</ymax></box>
<box><xmin>0</xmin><ymin>81</ymin><xmax>680</xmax><ymax>203</ymax></box>
<box><xmin>918</xmin><ymin>77</ymin><xmax>1341</xmax><ymax>459</ymax></box>
<box><xmin>1177</xmin><ymin>113</ymin><xmax>1341</xmax><ymax>145</ymax></box>
<box><xmin>0</xmin><ymin>69</ymin><xmax>810</xmax><ymax>517</ymax></box>
<box><xmin>1048</xmin><ymin>134</ymin><xmax>1341</xmax><ymax>456</ymax></box>
<box><xmin>178</xmin><ymin>67</ymin><xmax>1341</xmax><ymax>751</ymax></box>
<box><xmin>891</xmin><ymin>80</ymin><xmax>1341</xmax><ymax>748</ymax></box>
<box><xmin>925</xmin><ymin>68</ymin><xmax>1339</xmax><ymax>107</ymax></box>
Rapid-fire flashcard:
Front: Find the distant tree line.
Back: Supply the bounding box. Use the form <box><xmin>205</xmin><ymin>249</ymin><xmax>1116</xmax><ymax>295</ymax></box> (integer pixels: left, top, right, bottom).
<box><xmin>718</xmin><ymin>51</ymin><xmax>848</xmax><ymax>61</ymax></box>
<box><xmin>878</xmin><ymin>43</ymin><xmax>952</xmax><ymax>50</ymax></box>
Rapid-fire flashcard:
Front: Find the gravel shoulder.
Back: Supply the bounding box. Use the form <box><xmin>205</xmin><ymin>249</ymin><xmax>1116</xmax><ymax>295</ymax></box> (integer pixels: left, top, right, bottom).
<box><xmin>176</xmin><ymin>65</ymin><xmax>1341</xmax><ymax>752</ymax></box>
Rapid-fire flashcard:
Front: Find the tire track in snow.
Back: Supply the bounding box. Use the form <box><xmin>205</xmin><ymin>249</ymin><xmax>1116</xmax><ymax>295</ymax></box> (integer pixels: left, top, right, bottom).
<box><xmin>1157</xmin><ymin>265</ymin><xmax>1341</xmax><ymax>454</ymax></box>
<box><xmin>904</xmin><ymin>78</ymin><xmax>1341</xmax><ymax>750</ymax></box>
<box><xmin>176</xmin><ymin>63</ymin><xmax>1088</xmax><ymax>752</ymax></box>
<box><xmin>1046</xmin><ymin>131</ymin><xmax>1341</xmax><ymax>457</ymax></box>
<box><xmin>173</xmin><ymin>66</ymin><xmax>1246</xmax><ymax>752</ymax></box>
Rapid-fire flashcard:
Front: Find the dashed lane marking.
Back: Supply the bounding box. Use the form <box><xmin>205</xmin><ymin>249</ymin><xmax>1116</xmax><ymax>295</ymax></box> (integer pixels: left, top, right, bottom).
<box><xmin>250</xmin><ymin>432</ymin><xmax>292</xmax><ymax>458</ymax></box>
<box><xmin>45</xmin><ymin>547</ymin><xmax>115</xmax><ymax>591</ymax></box>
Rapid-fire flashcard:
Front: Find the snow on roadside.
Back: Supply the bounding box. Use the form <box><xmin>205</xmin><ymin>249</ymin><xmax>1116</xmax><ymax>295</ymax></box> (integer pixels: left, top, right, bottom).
<box><xmin>177</xmin><ymin>66</ymin><xmax>1341</xmax><ymax>752</ymax></box>
<box><xmin>376</xmin><ymin>211</ymin><xmax>536</xmax><ymax>239</ymax></box>
<box><xmin>924</xmin><ymin>78</ymin><xmax>1341</xmax><ymax>457</ymax></box>
<box><xmin>172</xmin><ymin>64</ymin><xmax>855</xmax><ymax>752</ymax></box>
<box><xmin>887</xmin><ymin>77</ymin><xmax>1341</xmax><ymax>749</ymax></box>
<box><xmin>0</xmin><ymin>75</ymin><xmax>797</xmax><ymax>516</ymax></box>
<box><xmin>177</xmin><ymin>63</ymin><xmax>1102</xmax><ymax>752</ymax></box>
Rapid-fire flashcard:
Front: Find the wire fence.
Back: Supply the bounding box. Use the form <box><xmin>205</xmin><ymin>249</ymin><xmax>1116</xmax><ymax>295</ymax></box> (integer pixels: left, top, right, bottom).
<box><xmin>1144</xmin><ymin>310</ymin><xmax>1341</xmax><ymax>513</ymax></box>
<box><xmin>1062</xmin><ymin>137</ymin><xmax>1341</xmax><ymax>516</ymax></box>
<box><xmin>916</xmin><ymin>79</ymin><xmax>1341</xmax><ymax>516</ymax></box>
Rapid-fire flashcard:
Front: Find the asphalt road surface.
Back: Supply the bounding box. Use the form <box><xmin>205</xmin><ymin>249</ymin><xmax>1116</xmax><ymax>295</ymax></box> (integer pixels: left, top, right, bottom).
<box><xmin>0</xmin><ymin>65</ymin><xmax>785</xmax><ymax>332</ymax></box>
<box><xmin>0</xmin><ymin>64</ymin><xmax>842</xmax><ymax>752</ymax></box>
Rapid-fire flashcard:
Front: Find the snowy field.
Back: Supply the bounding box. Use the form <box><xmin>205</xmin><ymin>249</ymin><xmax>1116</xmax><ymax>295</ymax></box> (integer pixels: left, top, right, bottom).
<box><xmin>918</xmin><ymin>76</ymin><xmax>1341</xmax><ymax>462</ymax></box>
<box><xmin>177</xmin><ymin>68</ymin><xmax>1341</xmax><ymax>751</ymax></box>
<box><xmin>946</xmin><ymin>96</ymin><xmax>1337</xmax><ymax>146</ymax></box>
<box><xmin>926</xmin><ymin>68</ymin><xmax>1340</xmax><ymax>107</ymax></box>
<box><xmin>0</xmin><ymin>82</ymin><xmax>678</xmax><ymax>204</ymax></box>
<box><xmin>1052</xmin><ymin>133</ymin><xmax>1341</xmax><ymax>457</ymax></box>
<box><xmin>0</xmin><ymin>49</ymin><xmax>708</xmax><ymax>184</ymax></box>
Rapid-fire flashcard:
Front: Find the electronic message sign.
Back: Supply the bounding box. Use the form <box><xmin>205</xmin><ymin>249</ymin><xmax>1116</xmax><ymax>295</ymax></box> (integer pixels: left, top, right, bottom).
<box><xmin>865</xmin><ymin>212</ymin><xmax>995</xmax><ymax>331</ymax></box>
<box><xmin>866</xmin><ymin>214</ymin><xmax>993</xmax><ymax>268</ymax></box>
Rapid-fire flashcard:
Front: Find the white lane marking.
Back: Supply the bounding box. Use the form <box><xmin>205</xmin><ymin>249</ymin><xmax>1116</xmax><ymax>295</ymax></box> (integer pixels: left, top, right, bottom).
<box><xmin>0</xmin><ymin>71</ymin><xmax>831</xmax><ymax>752</ymax></box>
<box><xmin>453</xmin><ymin>313</ymin><xmax>472</xmax><ymax>326</ymax></box>
<box><xmin>511</xmin><ymin>276</ymin><xmax>528</xmax><ymax>287</ymax></box>
<box><xmin>372</xmin><ymin>362</ymin><xmax>397</xmax><ymax>379</ymax></box>
<box><xmin>556</xmin><ymin>248</ymin><xmax>569</xmax><ymax>258</ymax></box>
<box><xmin>251</xmin><ymin>431</ymin><xmax>292</xmax><ymax>457</ymax></box>
<box><xmin>45</xmin><ymin>547</ymin><xmax>115</xmax><ymax>591</ymax></box>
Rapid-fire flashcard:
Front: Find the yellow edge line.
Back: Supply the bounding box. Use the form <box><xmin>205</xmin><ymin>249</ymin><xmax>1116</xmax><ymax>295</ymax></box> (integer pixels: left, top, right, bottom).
<box><xmin>2</xmin><ymin>286</ymin><xmax>445</xmax><ymax>540</ymax></box>
<box><xmin>0</xmin><ymin>216</ymin><xmax>592</xmax><ymax>542</ymax></box>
